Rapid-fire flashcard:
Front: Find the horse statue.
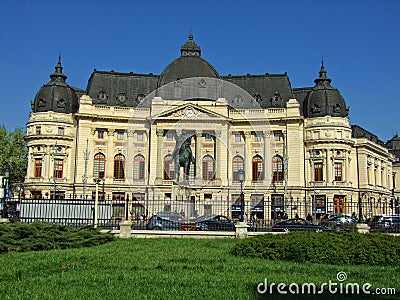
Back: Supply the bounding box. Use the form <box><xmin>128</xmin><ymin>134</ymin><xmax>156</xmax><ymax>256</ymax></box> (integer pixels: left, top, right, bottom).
<box><xmin>172</xmin><ymin>135</ymin><xmax>195</xmax><ymax>183</ymax></box>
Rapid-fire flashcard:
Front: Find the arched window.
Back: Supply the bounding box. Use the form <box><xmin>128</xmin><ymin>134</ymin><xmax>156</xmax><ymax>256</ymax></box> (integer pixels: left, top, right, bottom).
<box><xmin>134</xmin><ymin>154</ymin><xmax>145</xmax><ymax>180</ymax></box>
<box><xmin>202</xmin><ymin>155</ymin><xmax>215</xmax><ymax>181</ymax></box>
<box><xmin>114</xmin><ymin>154</ymin><xmax>125</xmax><ymax>179</ymax></box>
<box><xmin>272</xmin><ymin>155</ymin><xmax>284</xmax><ymax>181</ymax></box>
<box><xmin>164</xmin><ymin>154</ymin><xmax>175</xmax><ymax>180</ymax></box>
<box><xmin>252</xmin><ymin>155</ymin><xmax>264</xmax><ymax>181</ymax></box>
<box><xmin>94</xmin><ymin>153</ymin><xmax>106</xmax><ymax>179</ymax></box>
<box><xmin>232</xmin><ymin>156</ymin><xmax>244</xmax><ymax>181</ymax></box>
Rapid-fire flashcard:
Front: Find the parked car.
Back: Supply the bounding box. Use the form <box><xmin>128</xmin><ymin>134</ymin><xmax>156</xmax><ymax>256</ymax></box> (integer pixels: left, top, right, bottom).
<box><xmin>319</xmin><ymin>214</ymin><xmax>357</xmax><ymax>231</ymax></box>
<box><xmin>146</xmin><ymin>212</ymin><xmax>188</xmax><ymax>230</ymax></box>
<box><xmin>369</xmin><ymin>215</ymin><xmax>400</xmax><ymax>233</ymax></box>
<box><xmin>272</xmin><ymin>218</ymin><xmax>333</xmax><ymax>232</ymax></box>
<box><xmin>195</xmin><ymin>214</ymin><xmax>236</xmax><ymax>231</ymax></box>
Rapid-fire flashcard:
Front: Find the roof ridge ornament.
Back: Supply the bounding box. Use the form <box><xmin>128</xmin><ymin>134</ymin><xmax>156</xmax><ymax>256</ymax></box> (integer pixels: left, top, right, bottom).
<box><xmin>50</xmin><ymin>55</ymin><xmax>67</xmax><ymax>82</ymax></box>
<box><xmin>314</xmin><ymin>58</ymin><xmax>331</xmax><ymax>86</ymax></box>
<box><xmin>180</xmin><ymin>33</ymin><xmax>201</xmax><ymax>57</ymax></box>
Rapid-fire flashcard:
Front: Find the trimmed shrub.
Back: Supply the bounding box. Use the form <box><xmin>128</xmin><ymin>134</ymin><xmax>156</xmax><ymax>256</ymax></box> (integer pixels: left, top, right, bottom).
<box><xmin>0</xmin><ymin>222</ymin><xmax>115</xmax><ymax>253</ymax></box>
<box><xmin>231</xmin><ymin>231</ymin><xmax>400</xmax><ymax>266</ymax></box>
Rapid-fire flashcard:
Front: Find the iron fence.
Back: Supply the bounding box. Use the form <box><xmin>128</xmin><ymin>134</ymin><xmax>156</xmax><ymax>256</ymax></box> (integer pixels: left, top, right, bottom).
<box><xmin>2</xmin><ymin>195</ymin><xmax>400</xmax><ymax>232</ymax></box>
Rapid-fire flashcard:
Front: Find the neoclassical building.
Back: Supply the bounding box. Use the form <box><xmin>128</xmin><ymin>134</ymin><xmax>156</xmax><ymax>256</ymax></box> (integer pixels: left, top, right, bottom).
<box><xmin>24</xmin><ymin>34</ymin><xmax>394</xmax><ymax>222</ymax></box>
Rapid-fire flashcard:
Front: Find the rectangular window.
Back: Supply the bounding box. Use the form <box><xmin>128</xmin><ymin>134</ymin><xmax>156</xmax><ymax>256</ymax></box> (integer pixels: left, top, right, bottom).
<box><xmin>57</xmin><ymin>127</ymin><xmax>64</xmax><ymax>136</ymax></box>
<box><xmin>205</xmin><ymin>133</ymin><xmax>212</xmax><ymax>140</ymax></box>
<box><xmin>255</xmin><ymin>134</ymin><xmax>262</xmax><ymax>142</ymax></box>
<box><xmin>274</xmin><ymin>132</ymin><xmax>281</xmax><ymax>141</ymax></box>
<box><xmin>137</xmin><ymin>132</ymin><xmax>143</xmax><ymax>141</ymax></box>
<box><xmin>314</xmin><ymin>162</ymin><xmax>323</xmax><ymax>182</ymax></box>
<box><xmin>117</xmin><ymin>131</ymin><xmax>124</xmax><ymax>140</ymax></box>
<box><xmin>36</xmin><ymin>126</ymin><xmax>41</xmax><ymax>135</ymax></box>
<box><xmin>235</xmin><ymin>134</ymin><xmax>242</xmax><ymax>142</ymax></box>
<box><xmin>166</xmin><ymin>132</ymin><xmax>173</xmax><ymax>141</ymax></box>
<box><xmin>34</xmin><ymin>159</ymin><xmax>42</xmax><ymax>177</ymax></box>
<box><xmin>54</xmin><ymin>159</ymin><xmax>63</xmax><ymax>179</ymax></box>
<box><xmin>334</xmin><ymin>163</ymin><xmax>342</xmax><ymax>181</ymax></box>
<box><xmin>97</xmin><ymin>130</ymin><xmax>104</xmax><ymax>139</ymax></box>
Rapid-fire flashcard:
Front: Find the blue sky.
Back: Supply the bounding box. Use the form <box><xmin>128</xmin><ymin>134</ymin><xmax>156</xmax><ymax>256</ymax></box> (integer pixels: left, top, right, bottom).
<box><xmin>1</xmin><ymin>0</ymin><xmax>399</xmax><ymax>142</ymax></box>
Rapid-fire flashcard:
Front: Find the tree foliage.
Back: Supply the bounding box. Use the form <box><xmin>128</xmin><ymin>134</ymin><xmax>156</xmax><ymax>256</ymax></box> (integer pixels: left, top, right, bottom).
<box><xmin>0</xmin><ymin>125</ymin><xmax>27</xmax><ymax>184</ymax></box>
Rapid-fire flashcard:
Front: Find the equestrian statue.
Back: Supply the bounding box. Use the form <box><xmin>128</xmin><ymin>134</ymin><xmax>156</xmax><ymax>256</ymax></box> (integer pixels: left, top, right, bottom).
<box><xmin>172</xmin><ymin>134</ymin><xmax>195</xmax><ymax>184</ymax></box>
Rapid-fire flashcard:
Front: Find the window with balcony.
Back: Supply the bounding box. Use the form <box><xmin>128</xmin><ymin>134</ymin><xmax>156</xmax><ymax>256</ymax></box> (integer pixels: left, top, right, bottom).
<box><xmin>202</xmin><ymin>155</ymin><xmax>215</xmax><ymax>181</ymax></box>
<box><xmin>34</xmin><ymin>159</ymin><xmax>42</xmax><ymax>177</ymax></box>
<box><xmin>334</xmin><ymin>162</ymin><xmax>343</xmax><ymax>181</ymax></box>
<box><xmin>252</xmin><ymin>155</ymin><xmax>264</xmax><ymax>181</ymax></box>
<box><xmin>163</xmin><ymin>154</ymin><xmax>175</xmax><ymax>180</ymax></box>
<box><xmin>272</xmin><ymin>155</ymin><xmax>284</xmax><ymax>181</ymax></box>
<box><xmin>54</xmin><ymin>159</ymin><xmax>63</xmax><ymax>179</ymax></box>
<box><xmin>134</xmin><ymin>154</ymin><xmax>145</xmax><ymax>180</ymax></box>
<box><xmin>94</xmin><ymin>153</ymin><xmax>106</xmax><ymax>179</ymax></box>
<box><xmin>232</xmin><ymin>156</ymin><xmax>244</xmax><ymax>181</ymax></box>
<box><xmin>114</xmin><ymin>154</ymin><xmax>125</xmax><ymax>179</ymax></box>
<box><xmin>314</xmin><ymin>162</ymin><xmax>323</xmax><ymax>182</ymax></box>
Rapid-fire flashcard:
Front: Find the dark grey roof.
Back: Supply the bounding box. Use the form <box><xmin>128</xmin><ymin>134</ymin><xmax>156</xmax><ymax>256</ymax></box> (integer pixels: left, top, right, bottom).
<box><xmin>385</xmin><ymin>135</ymin><xmax>400</xmax><ymax>159</ymax></box>
<box><xmin>352</xmin><ymin>125</ymin><xmax>384</xmax><ymax>146</ymax></box>
<box><xmin>31</xmin><ymin>58</ymin><xmax>79</xmax><ymax>114</ymax></box>
<box><xmin>222</xmin><ymin>74</ymin><xmax>294</xmax><ymax>109</ymax></box>
<box><xmin>303</xmin><ymin>62</ymin><xmax>349</xmax><ymax>118</ymax></box>
<box><xmin>158</xmin><ymin>34</ymin><xmax>219</xmax><ymax>87</ymax></box>
<box><xmin>86</xmin><ymin>70</ymin><xmax>159</xmax><ymax>107</ymax></box>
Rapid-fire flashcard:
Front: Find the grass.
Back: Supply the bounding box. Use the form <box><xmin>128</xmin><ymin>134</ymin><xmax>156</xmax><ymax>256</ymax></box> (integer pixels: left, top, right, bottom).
<box><xmin>0</xmin><ymin>237</ymin><xmax>399</xmax><ymax>300</ymax></box>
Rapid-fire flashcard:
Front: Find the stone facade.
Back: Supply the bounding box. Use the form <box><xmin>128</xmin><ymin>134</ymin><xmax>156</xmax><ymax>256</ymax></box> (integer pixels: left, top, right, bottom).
<box><xmin>24</xmin><ymin>35</ymin><xmax>394</xmax><ymax>223</ymax></box>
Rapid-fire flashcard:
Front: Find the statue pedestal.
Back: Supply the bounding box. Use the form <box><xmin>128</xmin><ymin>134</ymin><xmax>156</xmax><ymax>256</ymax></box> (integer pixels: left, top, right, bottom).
<box><xmin>172</xmin><ymin>184</ymin><xmax>192</xmax><ymax>201</ymax></box>
<box><xmin>235</xmin><ymin>222</ymin><xmax>249</xmax><ymax>239</ymax></box>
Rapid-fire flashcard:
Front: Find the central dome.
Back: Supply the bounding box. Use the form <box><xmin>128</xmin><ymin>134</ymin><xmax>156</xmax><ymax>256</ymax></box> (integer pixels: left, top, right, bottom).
<box><xmin>158</xmin><ymin>34</ymin><xmax>219</xmax><ymax>87</ymax></box>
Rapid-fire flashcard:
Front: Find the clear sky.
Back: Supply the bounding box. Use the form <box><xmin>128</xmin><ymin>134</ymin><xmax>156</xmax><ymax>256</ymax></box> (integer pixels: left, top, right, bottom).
<box><xmin>1</xmin><ymin>0</ymin><xmax>399</xmax><ymax>142</ymax></box>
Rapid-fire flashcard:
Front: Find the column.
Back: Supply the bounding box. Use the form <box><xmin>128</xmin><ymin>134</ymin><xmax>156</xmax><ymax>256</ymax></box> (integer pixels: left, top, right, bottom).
<box><xmin>195</xmin><ymin>130</ymin><xmax>202</xmax><ymax>185</ymax></box>
<box><xmin>107</xmin><ymin>129</ymin><xmax>115</xmax><ymax>179</ymax></box>
<box><xmin>155</xmin><ymin>128</ymin><xmax>164</xmax><ymax>184</ymax></box>
<box><xmin>325</xmin><ymin>149</ymin><xmax>330</xmax><ymax>185</ymax></box>
<box><xmin>126</xmin><ymin>130</ymin><xmax>134</xmax><ymax>183</ymax></box>
<box><xmin>263</xmin><ymin>131</ymin><xmax>270</xmax><ymax>185</ymax></box>
<box><xmin>244</xmin><ymin>131</ymin><xmax>252</xmax><ymax>182</ymax></box>
<box><xmin>214</xmin><ymin>130</ymin><xmax>222</xmax><ymax>185</ymax></box>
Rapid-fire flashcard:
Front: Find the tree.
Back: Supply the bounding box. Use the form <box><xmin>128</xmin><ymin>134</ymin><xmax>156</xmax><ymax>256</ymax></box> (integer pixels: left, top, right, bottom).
<box><xmin>0</xmin><ymin>125</ymin><xmax>28</xmax><ymax>184</ymax></box>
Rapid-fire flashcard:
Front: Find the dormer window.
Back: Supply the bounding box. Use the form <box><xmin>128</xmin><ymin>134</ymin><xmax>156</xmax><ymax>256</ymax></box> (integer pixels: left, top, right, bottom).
<box><xmin>38</xmin><ymin>99</ymin><xmax>46</xmax><ymax>108</ymax></box>
<box><xmin>137</xmin><ymin>94</ymin><xmax>145</xmax><ymax>103</ymax></box>
<box><xmin>270</xmin><ymin>92</ymin><xmax>282</xmax><ymax>107</ymax></box>
<box><xmin>333</xmin><ymin>103</ymin><xmax>341</xmax><ymax>113</ymax></box>
<box><xmin>57</xmin><ymin>99</ymin><xmax>66</xmax><ymax>108</ymax></box>
<box><xmin>311</xmin><ymin>103</ymin><xmax>321</xmax><ymax>113</ymax></box>
<box><xmin>117</xmin><ymin>93</ymin><xmax>127</xmax><ymax>104</ymax></box>
<box><xmin>97</xmin><ymin>91</ymin><xmax>108</xmax><ymax>102</ymax></box>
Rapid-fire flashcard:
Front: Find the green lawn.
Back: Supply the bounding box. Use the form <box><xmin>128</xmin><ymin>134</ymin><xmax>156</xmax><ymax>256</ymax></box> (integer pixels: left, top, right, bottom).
<box><xmin>0</xmin><ymin>237</ymin><xmax>399</xmax><ymax>300</ymax></box>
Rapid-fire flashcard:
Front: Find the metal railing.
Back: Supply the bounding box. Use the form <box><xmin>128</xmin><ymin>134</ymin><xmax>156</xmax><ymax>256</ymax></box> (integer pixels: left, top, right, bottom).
<box><xmin>2</xmin><ymin>195</ymin><xmax>399</xmax><ymax>232</ymax></box>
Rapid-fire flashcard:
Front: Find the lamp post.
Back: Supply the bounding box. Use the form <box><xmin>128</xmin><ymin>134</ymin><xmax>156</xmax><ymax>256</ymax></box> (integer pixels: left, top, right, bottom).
<box><xmin>93</xmin><ymin>178</ymin><xmax>102</xmax><ymax>228</ymax></box>
<box><xmin>1</xmin><ymin>167</ymin><xmax>10</xmax><ymax>218</ymax></box>
<box><xmin>238</xmin><ymin>169</ymin><xmax>245</xmax><ymax>222</ymax></box>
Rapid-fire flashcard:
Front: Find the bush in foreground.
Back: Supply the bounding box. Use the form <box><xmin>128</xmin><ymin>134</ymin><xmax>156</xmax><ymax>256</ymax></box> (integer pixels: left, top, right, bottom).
<box><xmin>231</xmin><ymin>231</ymin><xmax>400</xmax><ymax>266</ymax></box>
<box><xmin>0</xmin><ymin>222</ymin><xmax>115</xmax><ymax>253</ymax></box>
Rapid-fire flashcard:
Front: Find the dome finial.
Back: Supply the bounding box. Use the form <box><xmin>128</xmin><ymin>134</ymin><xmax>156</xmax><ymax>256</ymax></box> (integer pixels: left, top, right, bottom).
<box><xmin>314</xmin><ymin>58</ymin><xmax>331</xmax><ymax>85</ymax></box>
<box><xmin>181</xmin><ymin>33</ymin><xmax>201</xmax><ymax>57</ymax></box>
<box><xmin>50</xmin><ymin>55</ymin><xmax>67</xmax><ymax>81</ymax></box>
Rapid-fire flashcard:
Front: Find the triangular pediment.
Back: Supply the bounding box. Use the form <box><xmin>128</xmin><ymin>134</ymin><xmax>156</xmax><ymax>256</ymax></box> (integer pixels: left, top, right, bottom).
<box><xmin>154</xmin><ymin>103</ymin><xmax>226</xmax><ymax>120</ymax></box>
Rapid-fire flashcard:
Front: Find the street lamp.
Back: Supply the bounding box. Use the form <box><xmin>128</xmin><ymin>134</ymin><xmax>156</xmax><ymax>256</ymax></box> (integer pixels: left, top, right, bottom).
<box><xmin>1</xmin><ymin>167</ymin><xmax>10</xmax><ymax>218</ymax></box>
<box><xmin>93</xmin><ymin>178</ymin><xmax>103</xmax><ymax>228</ymax></box>
<box><xmin>238</xmin><ymin>169</ymin><xmax>245</xmax><ymax>222</ymax></box>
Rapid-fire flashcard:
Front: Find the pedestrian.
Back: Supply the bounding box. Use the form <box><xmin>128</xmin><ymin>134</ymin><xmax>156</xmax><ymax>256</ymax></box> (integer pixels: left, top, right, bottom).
<box><xmin>295</xmin><ymin>212</ymin><xmax>299</xmax><ymax>219</ymax></box>
<box><xmin>282</xmin><ymin>211</ymin><xmax>288</xmax><ymax>220</ymax></box>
